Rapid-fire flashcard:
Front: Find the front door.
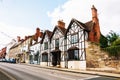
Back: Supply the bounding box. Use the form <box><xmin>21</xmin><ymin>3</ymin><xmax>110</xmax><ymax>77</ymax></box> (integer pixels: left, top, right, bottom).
<box><xmin>52</xmin><ymin>52</ymin><xmax>61</xmax><ymax>66</ymax></box>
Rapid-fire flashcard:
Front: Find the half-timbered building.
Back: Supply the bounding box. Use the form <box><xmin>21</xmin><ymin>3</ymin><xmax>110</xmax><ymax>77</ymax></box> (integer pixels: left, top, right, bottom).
<box><xmin>50</xmin><ymin>20</ymin><xmax>66</xmax><ymax>67</ymax></box>
<box><xmin>65</xmin><ymin>18</ymin><xmax>88</xmax><ymax>69</ymax></box>
<box><xmin>40</xmin><ymin>30</ymin><xmax>52</xmax><ymax>66</ymax></box>
<box><xmin>64</xmin><ymin>5</ymin><xmax>100</xmax><ymax>70</ymax></box>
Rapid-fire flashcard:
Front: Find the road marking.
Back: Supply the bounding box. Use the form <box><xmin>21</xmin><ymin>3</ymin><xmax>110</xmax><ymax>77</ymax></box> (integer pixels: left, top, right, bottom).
<box><xmin>78</xmin><ymin>76</ymin><xmax>100</xmax><ymax>80</ymax></box>
<box><xmin>0</xmin><ymin>68</ymin><xmax>16</xmax><ymax>80</ymax></box>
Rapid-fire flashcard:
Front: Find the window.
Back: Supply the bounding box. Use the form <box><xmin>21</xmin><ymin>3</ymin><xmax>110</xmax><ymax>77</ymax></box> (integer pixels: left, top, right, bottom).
<box><xmin>71</xmin><ymin>34</ymin><xmax>78</xmax><ymax>44</ymax></box>
<box><xmin>42</xmin><ymin>54</ymin><xmax>48</xmax><ymax>62</ymax></box>
<box><xmin>74</xmin><ymin>50</ymin><xmax>79</xmax><ymax>60</ymax></box>
<box><xmin>34</xmin><ymin>51</ymin><xmax>39</xmax><ymax>61</ymax></box>
<box><xmin>55</xmin><ymin>39</ymin><xmax>59</xmax><ymax>48</ymax></box>
<box><xmin>68</xmin><ymin>50</ymin><xmax>79</xmax><ymax>60</ymax></box>
<box><xmin>44</xmin><ymin>42</ymin><xmax>48</xmax><ymax>50</ymax></box>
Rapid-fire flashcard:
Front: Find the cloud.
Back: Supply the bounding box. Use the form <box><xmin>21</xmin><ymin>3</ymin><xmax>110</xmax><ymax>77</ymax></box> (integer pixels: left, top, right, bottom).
<box><xmin>0</xmin><ymin>22</ymin><xmax>34</xmax><ymax>49</ymax></box>
<box><xmin>48</xmin><ymin>0</ymin><xmax>120</xmax><ymax>35</ymax></box>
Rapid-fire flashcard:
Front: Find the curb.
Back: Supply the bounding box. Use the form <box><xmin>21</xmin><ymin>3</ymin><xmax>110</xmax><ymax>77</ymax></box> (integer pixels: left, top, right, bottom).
<box><xmin>21</xmin><ymin>64</ymin><xmax>120</xmax><ymax>78</ymax></box>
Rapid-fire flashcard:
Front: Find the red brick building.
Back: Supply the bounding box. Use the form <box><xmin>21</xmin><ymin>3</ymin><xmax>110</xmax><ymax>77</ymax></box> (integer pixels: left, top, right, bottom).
<box><xmin>0</xmin><ymin>47</ymin><xmax>6</xmax><ymax>59</ymax></box>
<box><xmin>87</xmin><ymin>5</ymin><xmax>101</xmax><ymax>43</ymax></box>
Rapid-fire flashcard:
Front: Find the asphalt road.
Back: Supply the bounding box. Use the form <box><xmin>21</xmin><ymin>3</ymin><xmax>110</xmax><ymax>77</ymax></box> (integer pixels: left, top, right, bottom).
<box><xmin>0</xmin><ymin>63</ymin><xmax>119</xmax><ymax>80</ymax></box>
<box><xmin>0</xmin><ymin>69</ymin><xmax>11</xmax><ymax>80</ymax></box>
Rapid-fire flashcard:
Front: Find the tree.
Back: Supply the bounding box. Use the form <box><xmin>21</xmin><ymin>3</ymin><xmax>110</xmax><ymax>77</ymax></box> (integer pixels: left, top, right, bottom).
<box><xmin>100</xmin><ymin>31</ymin><xmax>120</xmax><ymax>60</ymax></box>
<box><xmin>106</xmin><ymin>30</ymin><xmax>119</xmax><ymax>46</ymax></box>
<box><xmin>99</xmin><ymin>34</ymin><xmax>108</xmax><ymax>48</ymax></box>
<box><xmin>112</xmin><ymin>38</ymin><xmax>120</xmax><ymax>46</ymax></box>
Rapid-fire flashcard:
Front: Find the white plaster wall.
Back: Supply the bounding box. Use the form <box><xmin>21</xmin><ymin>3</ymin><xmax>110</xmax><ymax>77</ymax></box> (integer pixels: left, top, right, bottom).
<box><xmin>68</xmin><ymin>61</ymin><xmax>86</xmax><ymax>70</ymax></box>
<box><xmin>60</xmin><ymin>61</ymin><xmax>65</xmax><ymax>68</ymax></box>
<box><xmin>40</xmin><ymin>62</ymin><xmax>48</xmax><ymax>66</ymax></box>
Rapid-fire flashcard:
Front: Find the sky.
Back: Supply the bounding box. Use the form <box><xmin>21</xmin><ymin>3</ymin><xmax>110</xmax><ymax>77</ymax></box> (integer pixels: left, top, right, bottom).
<box><xmin>0</xmin><ymin>0</ymin><xmax>120</xmax><ymax>49</ymax></box>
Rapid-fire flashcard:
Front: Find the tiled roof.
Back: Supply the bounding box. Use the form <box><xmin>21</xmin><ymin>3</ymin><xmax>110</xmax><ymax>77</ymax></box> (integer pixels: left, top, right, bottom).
<box><xmin>57</xmin><ymin>26</ymin><xmax>66</xmax><ymax>35</ymax></box>
<box><xmin>65</xmin><ymin>18</ymin><xmax>86</xmax><ymax>35</ymax></box>
<box><xmin>65</xmin><ymin>18</ymin><xmax>94</xmax><ymax>35</ymax></box>
<box><xmin>50</xmin><ymin>26</ymin><xmax>66</xmax><ymax>39</ymax></box>
<box><xmin>85</xmin><ymin>20</ymin><xmax>95</xmax><ymax>31</ymax></box>
<box><xmin>46</xmin><ymin>30</ymin><xmax>52</xmax><ymax>39</ymax></box>
<box><xmin>41</xmin><ymin>30</ymin><xmax>52</xmax><ymax>44</ymax></box>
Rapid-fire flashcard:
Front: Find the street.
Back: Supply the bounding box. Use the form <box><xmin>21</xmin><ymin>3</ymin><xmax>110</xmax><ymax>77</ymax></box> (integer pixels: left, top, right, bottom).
<box><xmin>0</xmin><ymin>63</ymin><xmax>119</xmax><ymax>80</ymax></box>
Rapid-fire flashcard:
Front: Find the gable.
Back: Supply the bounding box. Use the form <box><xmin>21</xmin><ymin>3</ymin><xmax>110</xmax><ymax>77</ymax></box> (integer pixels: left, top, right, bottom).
<box><xmin>41</xmin><ymin>30</ymin><xmax>52</xmax><ymax>44</ymax></box>
<box><xmin>65</xmin><ymin>18</ymin><xmax>87</xmax><ymax>36</ymax></box>
<box><xmin>43</xmin><ymin>34</ymin><xmax>49</xmax><ymax>42</ymax></box>
<box><xmin>52</xmin><ymin>29</ymin><xmax>63</xmax><ymax>40</ymax></box>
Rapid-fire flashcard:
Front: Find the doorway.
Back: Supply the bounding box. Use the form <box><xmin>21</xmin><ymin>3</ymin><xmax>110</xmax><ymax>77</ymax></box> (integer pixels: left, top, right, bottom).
<box><xmin>52</xmin><ymin>52</ymin><xmax>61</xmax><ymax>66</ymax></box>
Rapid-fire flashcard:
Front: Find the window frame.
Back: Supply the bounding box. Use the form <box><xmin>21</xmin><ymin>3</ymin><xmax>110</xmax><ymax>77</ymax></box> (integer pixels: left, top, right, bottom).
<box><xmin>68</xmin><ymin>49</ymin><xmax>79</xmax><ymax>60</ymax></box>
<box><xmin>55</xmin><ymin>39</ymin><xmax>59</xmax><ymax>48</ymax></box>
<box><xmin>42</xmin><ymin>53</ymin><xmax>48</xmax><ymax>62</ymax></box>
<box><xmin>44</xmin><ymin>42</ymin><xmax>48</xmax><ymax>50</ymax></box>
<box><xmin>71</xmin><ymin>33</ymin><xmax>78</xmax><ymax>44</ymax></box>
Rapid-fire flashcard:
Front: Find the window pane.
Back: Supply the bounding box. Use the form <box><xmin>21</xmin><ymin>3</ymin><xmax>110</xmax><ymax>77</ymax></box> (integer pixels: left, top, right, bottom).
<box><xmin>71</xmin><ymin>36</ymin><xmax>74</xmax><ymax>43</ymax></box>
<box><xmin>44</xmin><ymin>42</ymin><xmax>48</xmax><ymax>50</ymax></box>
<box><xmin>74</xmin><ymin>50</ymin><xmax>79</xmax><ymax>60</ymax></box>
<box><xmin>71</xmin><ymin>34</ymin><xmax>78</xmax><ymax>44</ymax></box>
<box><xmin>55</xmin><ymin>39</ymin><xmax>59</xmax><ymax>48</ymax></box>
<box><xmin>42</xmin><ymin>54</ymin><xmax>48</xmax><ymax>62</ymax></box>
<box><xmin>68</xmin><ymin>50</ymin><xmax>79</xmax><ymax>60</ymax></box>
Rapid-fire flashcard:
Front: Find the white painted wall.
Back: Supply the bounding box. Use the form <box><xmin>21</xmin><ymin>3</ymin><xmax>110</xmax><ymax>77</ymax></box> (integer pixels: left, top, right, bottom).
<box><xmin>60</xmin><ymin>61</ymin><xmax>65</xmax><ymax>68</ymax></box>
<box><xmin>40</xmin><ymin>62</ymin><xmax>48</xmax><ymax>66</ymax></box>
<box><xmin>68</xmin><ymin>61</ymin><xmax>86</xmax><ymax>70</ymax></box>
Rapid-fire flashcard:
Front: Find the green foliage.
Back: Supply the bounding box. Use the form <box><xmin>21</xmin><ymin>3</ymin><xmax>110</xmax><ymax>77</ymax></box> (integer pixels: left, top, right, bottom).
<box><xmin>112</xmin><ymin>38</ymin><xmax>120</xmax><ymax>46</ymax></box>
<box><xmin>100</xmin><ymin>31</ymin><xmax>120</xmax><ymax>59</ymax></box>
<box><xmin>99</xmin><ymin>34</ymin><xmax>108</xmax><ymax>48</ymax></box>
<box><xmin>106</xmin><ymin>30</ymin><xmax>119</xmax><ymax>46</ymax></box>
<box><xmin>104</xmin><ymin>45</ymin><xmax>120</xmax><ymax>59</ymax></box>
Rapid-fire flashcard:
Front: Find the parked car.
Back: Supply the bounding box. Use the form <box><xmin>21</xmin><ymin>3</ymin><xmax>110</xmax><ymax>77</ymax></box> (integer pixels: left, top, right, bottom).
<box><xmin>0</xmin><ymin>58</ymin><xmax>7</xmax><ymax>62</ymax></box>
<box><xmin>9</xmin><ymin>59</ymin><xmax>16</xmax><ymax>63</ymax></box>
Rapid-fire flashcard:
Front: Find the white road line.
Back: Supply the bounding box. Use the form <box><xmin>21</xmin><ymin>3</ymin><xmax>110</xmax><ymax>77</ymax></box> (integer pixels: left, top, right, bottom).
<box><xmin>78</xmin><ymin>76</ymin><xmax>100</xmax><ymax>80</ymax></box>
<box><xmin>0</xmin><ymin>68</ymin><xmax>16</xmax><ymax>80</ymax></box>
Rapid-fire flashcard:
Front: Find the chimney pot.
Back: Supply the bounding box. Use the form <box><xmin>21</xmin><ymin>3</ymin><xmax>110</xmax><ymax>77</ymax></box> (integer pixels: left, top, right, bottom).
<box><xmin>25</xmin><ymin>36</ymin><xmax>28</xmax><ymax>40</ymax></box>
<box><xmin>57</xmin><ymin>20</ymin><xmax>65</xmax><ymax>28</ymax></box>
<box><xmin>17</xmin><ymin>36</ymin><xmax>21</xmax><ymax>42</ymax></box>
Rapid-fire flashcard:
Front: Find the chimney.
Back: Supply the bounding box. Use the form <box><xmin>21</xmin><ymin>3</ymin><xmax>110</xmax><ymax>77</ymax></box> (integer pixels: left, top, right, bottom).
<box><xmin>57</xmin><ymin>20</ymin><xmax>65</xmax><ymax>28</ymax></box>
<box><xmin>17</xmin><ymin>36</ymin><xmax>21</xmax><ymax>42</ymax></box>
<box><xmin>90</xmin><ymin>5</ymin><xmax>100</xmax><ymax>43</ymax></box>
<box><xmin>36</xmin><ymin>27</ymin><xmax>40</xmax><ymax>33</ymax></box>
<box><xmin>25</xmin><ymin>36</ymin><xmax>28</xmax><ymax>40</ymax></box>
<box><xmin>91</xmin><ymin>5</ymin><xmax>98</xmax><ymax>23</ymax></box>
<box><xmin>35</xmin><ymin>27</ymin><xmax>41</xmax><ymax>37</ymax></box>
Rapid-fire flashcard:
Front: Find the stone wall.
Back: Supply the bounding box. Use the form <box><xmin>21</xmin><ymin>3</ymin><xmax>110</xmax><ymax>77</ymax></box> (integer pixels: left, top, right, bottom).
<box><xmin>85</xmin><ymin>41</ymin><xmax>120</xmax><ymax>70</ymax></box>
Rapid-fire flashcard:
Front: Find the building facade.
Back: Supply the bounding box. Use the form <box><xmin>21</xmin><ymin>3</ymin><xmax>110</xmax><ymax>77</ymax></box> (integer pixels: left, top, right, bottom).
<box><xmin>2</xmin><ymin>5</ymin><xmax>101</xmax><ymax>70</ymax></box>
<box><xmin>5</xmin><ymin>39</ymin><xmax>16</xmax><ymax>61</ymax></box>
<box><xmin>40</xmin><ymin>30</ymin><xmax>52</xmax><ymax>66</ymax></box>
<box><xmin>40</xmin><ymin>5</ymin><xmax>100</xmax><ymax>70</ymax></box>
<box><xmin>50</xmin><ymin>20</ymin><xmax>66</xmax><ymax>67</ymax></box>
<box><xmin>21</xmin><ymin>36</ymin><xmax>32</xmax><ymax>63</ymax></box>
<box><xmin>29</xmin><ymin>28</ymin><xmax>43</xmax><ymax>64</ymax></box>
<box><xmin>0</xmin><ymin>47</ymin><xmax>6</xmax><ymax>60</ymax></box>
<box><xmin>65</xmin><ymin>18</ymin><xmax>87</xmax><ymax>69</ymax></box>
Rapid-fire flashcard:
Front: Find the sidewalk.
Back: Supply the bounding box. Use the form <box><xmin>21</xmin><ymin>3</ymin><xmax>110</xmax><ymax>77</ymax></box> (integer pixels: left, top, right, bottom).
<box><xmin>21</xmin><ymin>63</ymin><xmax>120</xmax><ymax>78</ymax></box>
